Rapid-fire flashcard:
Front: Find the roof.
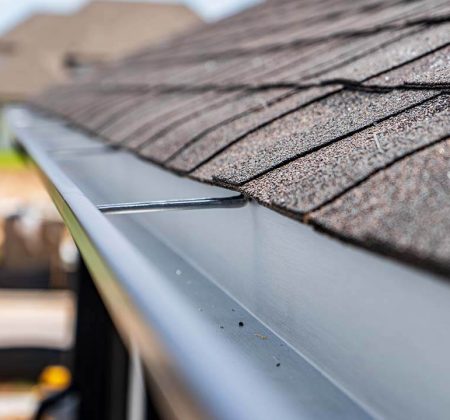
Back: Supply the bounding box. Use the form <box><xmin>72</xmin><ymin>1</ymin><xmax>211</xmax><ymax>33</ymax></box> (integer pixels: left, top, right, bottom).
<box><xmin>0</xmin><ymin>50</ymin><xmax>65</xmax><ymax>102</ymax></box>
<box><xmin>32</xmin><ymin>0</ymin><xmax>450</xmax><ymax>275</ymax></box>
<box><xmin>63</xmin><ymin>2</ymin><xmax>201</xmax><ymax>63</ymax></box>
<box><xmin>0</xmin><ymin>2</ymin><xmax>201</xmax><ymax>100</ymax></box>
<box><xmin>1</xmin><ymin>2</ymin><xmax>200</xmax><ymax>59</ymax></box>
<box><xmin>1</xmin><ymin>14</ymin><xmax>76</xmax><ymax>52</ymax></box>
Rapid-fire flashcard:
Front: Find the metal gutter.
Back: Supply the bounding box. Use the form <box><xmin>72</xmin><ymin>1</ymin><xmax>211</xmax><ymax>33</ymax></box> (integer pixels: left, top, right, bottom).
<box><xmin>6</xmin><ymin>107</ymin><xmax>303</xmax><ymax>420</ymax></box>
<box><xmin>8</xmin><ymin>106</ymin><xmax>450</xmax><ymax>420</ymax></box>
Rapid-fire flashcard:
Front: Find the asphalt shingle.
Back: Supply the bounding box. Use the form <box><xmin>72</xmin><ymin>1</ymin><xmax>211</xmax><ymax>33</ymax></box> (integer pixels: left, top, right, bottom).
<box><xmin>30</xmin><ymin>0</ymin><xmax>450</xmax><ymax>274</ymax></box>
<box><xmin>196</xmin><ymin>48</ymin><xmax>448</xmax><ymax>185</ymax></box>
<box><xmin>310</xmin><ymin>138</ymin><xmax>450</xmax><ymax>273</ymax></box>
<box><xmin>243</xmin><ymin>94</ymin><xmax>450</xmax><ymax>213</ymax></box>
<box><xmin>169</xmin><ymin>25</ymin><xmax>449</xmax><ymax>173</ymax></box>
<box><xmin>139</xmin><ymin>88</ymin><xmax>293</xmax><ymax>163</ymax></box>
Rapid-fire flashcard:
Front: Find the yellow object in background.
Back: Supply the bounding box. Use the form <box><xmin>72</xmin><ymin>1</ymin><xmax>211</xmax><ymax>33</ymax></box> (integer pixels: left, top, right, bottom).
<box><xmin>39</xmin><ymin>365</ymin><xmax>71</xmax><ymax>391</ymax></box>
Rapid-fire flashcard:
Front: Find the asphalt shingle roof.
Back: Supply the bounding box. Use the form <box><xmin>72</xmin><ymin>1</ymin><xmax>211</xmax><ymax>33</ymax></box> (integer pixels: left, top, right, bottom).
<box><xmin>311</xmin><ymin>139</ymin><xmax>450</xmax><ymax>272</ymax></box>
<box><xmin>31</xmin><ymin>0</ymin><xmax>450</xmax><ymax>275</ymax></box>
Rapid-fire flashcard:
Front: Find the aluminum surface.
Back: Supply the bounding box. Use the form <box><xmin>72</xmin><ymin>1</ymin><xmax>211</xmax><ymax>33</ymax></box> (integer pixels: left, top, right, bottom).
<box><xmin>11</xmin><ymin>106</ymin><xmax>450</xmax><ymax>420</ymax></box>
<box><xmin>7</xmin><ymin>106</ymin><xmax>373</xmax><ymax>419</ymax></box>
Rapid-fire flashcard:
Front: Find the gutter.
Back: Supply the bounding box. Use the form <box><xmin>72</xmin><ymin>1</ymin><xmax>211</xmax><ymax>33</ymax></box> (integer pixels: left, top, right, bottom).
<box><xmin>7</xmin><ymin>106</ymin><xmax>450</xmax><ymax>420</ymax></box>
<box><xmin>5</xmin><ymin>106</ymin><xmax>304</xmax><ymax>420</ymax></box>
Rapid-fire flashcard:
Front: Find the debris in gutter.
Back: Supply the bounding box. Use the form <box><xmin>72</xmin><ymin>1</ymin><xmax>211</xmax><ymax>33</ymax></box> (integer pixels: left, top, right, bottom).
<box><xmin>238</xmin><ymin>321</ymin><xmax>244</xmax><ymax>327</ymax></box>
<box><xmin>255</xmin><ymin>333</ymin><xmax>268</xmax><ymax>340</ymax></box>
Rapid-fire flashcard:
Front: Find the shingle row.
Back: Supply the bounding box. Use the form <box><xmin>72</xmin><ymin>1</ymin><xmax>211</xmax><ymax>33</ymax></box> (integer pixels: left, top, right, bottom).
<box><xmin>311</xmin><ymin>138</ymin><xmax>450</xmax><ymax>273</ymax></box>
<box><xmin>31</xmin><ymin>0</ymin><xmax>450</xmax><ymax>274</ymax></box>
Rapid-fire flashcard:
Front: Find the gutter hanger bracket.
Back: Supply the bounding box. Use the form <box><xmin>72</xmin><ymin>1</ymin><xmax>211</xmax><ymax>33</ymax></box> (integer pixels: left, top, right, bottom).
<box><xmin>97</xmin><ymin>195</ymin><xmax>248</xmax><ymax>215</ymax></box>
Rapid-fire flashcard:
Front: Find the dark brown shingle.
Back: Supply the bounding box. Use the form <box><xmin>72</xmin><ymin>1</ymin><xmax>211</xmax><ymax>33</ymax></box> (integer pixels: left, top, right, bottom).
<box><xmin>243</xmin><ymin>94</ymin><xmax>450</xmax><ymax>213</ymax></box>
<box><xmin>195</xmin><ymin>47</ymin><xmax>449</xmax><ymax>185</ymax></box>
<box><xmin>30</xmin><ymin>0</ymin><xmax>450</xmax><ymax>274</ymax></box>
<box><xmin>310</xmin><ymin>138</ymin><xmax>450</xmax><ymax>273</ymax></box>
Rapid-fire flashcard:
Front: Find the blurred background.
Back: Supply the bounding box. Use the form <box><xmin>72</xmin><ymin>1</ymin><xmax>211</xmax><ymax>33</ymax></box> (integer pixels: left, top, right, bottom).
<box><xmin>0</xmin><ymin>0</ymin><xmax>260</xmax><ymax>418</ymax></box>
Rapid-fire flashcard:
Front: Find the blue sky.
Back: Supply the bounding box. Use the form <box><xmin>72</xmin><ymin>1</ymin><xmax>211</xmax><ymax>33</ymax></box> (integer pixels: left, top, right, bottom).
<box><xmin>0</xmin><ymin>0</ymin><xmax>261</xmax><ymax>35</ymax></box>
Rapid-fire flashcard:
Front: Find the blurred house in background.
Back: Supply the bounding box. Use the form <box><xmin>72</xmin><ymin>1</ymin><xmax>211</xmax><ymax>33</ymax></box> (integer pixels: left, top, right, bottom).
<box><xmin>0</xmin><ymin>1</ymin><xmax>200</xmax><ymax>101</ymax></box>
<box><xmin>0</xmin><ymin>0</ymin><xmax>201</xmax><ymax>147</ymax></box>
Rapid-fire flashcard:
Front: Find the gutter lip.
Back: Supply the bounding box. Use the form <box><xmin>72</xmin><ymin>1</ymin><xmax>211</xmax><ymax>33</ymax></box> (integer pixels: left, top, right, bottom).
<box><xmin>5</xmin><ymin>105</ymin><xmax>300</xmax><ymax>420</ymax></box>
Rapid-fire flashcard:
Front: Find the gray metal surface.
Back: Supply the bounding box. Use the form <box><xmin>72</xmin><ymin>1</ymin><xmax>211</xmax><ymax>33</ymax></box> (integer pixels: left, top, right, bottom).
<box><xmin>7</xmin><ymin>106</ymin><xmax>373</xmax><ymax>419</ymax></box>
<box><xmin>9</xmin><ymin>106</ymin><xmax>450</xmax><ymax>420</ymax></box>
<box><xmin>63</xmin><ymin>147</ymin><xmax>450</xmax><ymax>420</ymax></box>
